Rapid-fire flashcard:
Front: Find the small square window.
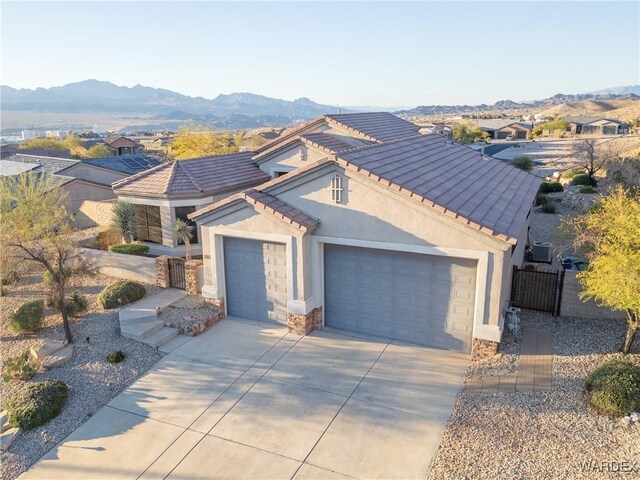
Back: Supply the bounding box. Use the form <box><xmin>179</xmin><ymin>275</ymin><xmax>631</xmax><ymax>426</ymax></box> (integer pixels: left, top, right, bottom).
<box><xmin>331</xmin><ymin>174</ymin><xmax>343</xmax><ymax>203</ymax></box>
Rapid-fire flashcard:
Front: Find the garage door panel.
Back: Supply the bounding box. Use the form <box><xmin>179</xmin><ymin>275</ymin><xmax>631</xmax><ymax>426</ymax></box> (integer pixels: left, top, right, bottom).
<box><xmin>324</xmin><ymin>244</ymin><xmax>476</xmax><ymax>353</ymax></box>
<box><xmin>224</xmin><ymin>237</ymin><xmax>288</xmax><ymax>324</ymax></box>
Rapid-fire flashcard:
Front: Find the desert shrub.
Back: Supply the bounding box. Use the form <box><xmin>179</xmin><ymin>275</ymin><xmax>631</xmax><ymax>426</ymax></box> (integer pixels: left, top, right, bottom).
<box><xmin>3</xmin><ymin>380</ymin><xmax>69</xmax><ymax>430</ymax></box>
<box><xmin>571</xmin><ymin>173</ymin><xmax>595</xmax><ymax>186</ymax></box>
<box><xmin>108</xmin><ymin>243</ymin><xmax>149</xmax><ymax>255</ymax></box>
<box><xmin>47</xmin><ymin>291</ymin><xmax>88</xmax><ymax>317</ymax></box>
<box><xmin>541</xmin><ymin>200</ymin><xmax>556</xmax><ymax>214</ymax></box>
<box><xmin>2</xmin><ymin>351</ymin><xmax>38</xmax><ymax>382</ymax></box>
<box><xmin>511</xmin><ymin>155</ymin><xmax>534</xmax><ymax>172</ymax></box>
<box><xmin>579</xmin><ymin>186</ymin><xmax>597</xmax><ymax>194</ymax></box>
<box><xmin>562</xmin><ymin>167</ymin><xmax>583</xmax><ymax>179</ymax></box>
<box><xmin>11</xmin><ymin>300</ymin><xmax>44</xmax><ymax>333</ymax></box>
<box><xmin>1</xmin><ymin>269</ymin><xmax>21</xmax><ymax>286</ymax></box>
<box><xmin>107</xmin><ymin>351</ymin><xmax>126</xmax><ymax>363</ymax></box>
<box><xmin>539</xmin><ymin>181</ymin><xmax>564</xmax><ymax>193</ymax></box>
<box><xmin>585</xmin><ymin>361</ymin><xmax>640</xmax><ymax>417</ymax></box>
<box><xmin>97</xmin><ymin>280</ymin><xmax>145</xmax><ymax>309</ymax></box>
<box><xmin>96</xmin><ymin>227</ymin><xmax>121</xmax><ymax>250</ymax></box>
<box><xmin>534</xmin><ymin>192</ymin><xmax>547</xmax><ymax>206</ymax></box>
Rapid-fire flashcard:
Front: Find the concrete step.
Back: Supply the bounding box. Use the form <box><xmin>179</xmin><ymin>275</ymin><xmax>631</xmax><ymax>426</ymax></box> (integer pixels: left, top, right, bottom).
<box><xmin>119</xmin><ymin>308</ymin><xmax>157</xmax><ymax>322</ymax></box>
<box><xmin>141</xmin><ymin>327</ymin><xmax>179</xmax><ymax>348</ymax></box>
<box><xmin>121</xmin><ymin>320</ymin><xmax>164</xmax><ymax>341</ymax></box>
<box><xmin>120</xmin><ymin>314</ymin><xmax>158</xmax><ymax>326</ymax></box>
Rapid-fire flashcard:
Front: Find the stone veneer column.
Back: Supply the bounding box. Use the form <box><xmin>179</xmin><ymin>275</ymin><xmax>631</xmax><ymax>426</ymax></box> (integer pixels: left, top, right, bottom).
<box><xmin>203</xmin><ymin>297</ymin><xmax>225</xmax><ymax>319</ymax></box>
<box><xmin>155</xmin><ymin>256</ymin><xmax>170</xmax><ymax>288</ymax></box>
<box><xmin>185</xmin><ymin>259</ymin><xmax>203</xmax><ymax>296</ymax></box>
<box><xmin>287</xmin><ymin>307</ymin><xmax>322</xmax><ymax>336</ymax></box>
<box><xmin>471</xmin><ymin>338</ymin><xmax>499</xmax><ymax>360</ymax></box>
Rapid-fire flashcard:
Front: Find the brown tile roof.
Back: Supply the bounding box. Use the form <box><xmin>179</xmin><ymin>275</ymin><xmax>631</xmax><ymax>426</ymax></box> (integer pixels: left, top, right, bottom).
<box><xmin>112</xmin><ymin>151</ymin><xmax>269</xmax><ymax>198</ymax></box>
<box><xmin>336</xmin><ymin>134</ymin><xmax>540</xmax><ymax>242</ymax></box>
<box><xmin>325</xmin><ymin>112</ymin><xmax>421</xmax><ymax>142</ymax></box>
<box><xmin>300</xmin><ymin>133</ymin><xmax>357</xmax><ymax>153</ymax></box>
<box><xmin>189</xmin><ymin>188</ymin><xmax>319</xmax><ymax>233</ymax></box>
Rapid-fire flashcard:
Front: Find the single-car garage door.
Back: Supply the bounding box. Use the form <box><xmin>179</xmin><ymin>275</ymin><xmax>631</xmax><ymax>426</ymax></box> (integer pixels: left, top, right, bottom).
<box><xmin>224</xmin><ymin>237</ymin><xmax>288</xmax><ymax>324</ymax></box>
<box><xmin>324</xmin><ymin>244</ymin><xmax>476</xmax><ymax>352</ymax></box>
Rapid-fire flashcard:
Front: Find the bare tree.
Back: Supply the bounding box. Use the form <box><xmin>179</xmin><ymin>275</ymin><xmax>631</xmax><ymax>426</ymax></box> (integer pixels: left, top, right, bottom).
<box><xmin>572</xmin><ymin>138</ymin><xmax>614</xmax><ymax>184</ymax></box>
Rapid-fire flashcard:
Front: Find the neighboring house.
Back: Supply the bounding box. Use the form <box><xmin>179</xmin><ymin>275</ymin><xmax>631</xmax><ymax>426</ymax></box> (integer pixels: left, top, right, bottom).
<box><xmin>190</xmin><ymin>133</ymin><xmax>539</xmax><ymax>359</ymax></box>
<box><xmin>475</xmin><ymin>119</ymin><xmax>532</xmax><ymax>140</ymax></box>
<box><xmin>112</xmin><ymin>112</ymin><xmax>421</xmax><ymax>254</ymax></box>
<box><xmin>0</xmin><ymin>145</ymin><xmax>77</xmax><ymax>160</ymax></box>
<box><xmin>136</xmin><ymin>136</ymin><xmax>173</xmax><ymax>156</ymax></box>
<box><xmin>563</xmin><ymin>116</ymin><xmax>629</xmax><ymax>135</ymax></box>
<box><xmin>3</xmin><ymin>153</ymin><xmax>161</xmax><ymax>213</ymax></box>
<box><xmin>104</xmin><ymin>136</ymin><xmax>144</xmax><ymax>156</ymax></box>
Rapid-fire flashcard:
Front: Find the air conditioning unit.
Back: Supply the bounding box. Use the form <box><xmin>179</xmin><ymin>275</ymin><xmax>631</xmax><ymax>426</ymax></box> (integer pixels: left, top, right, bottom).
<box><xmin>531</xmin><ymin>241</ymin><xmax>552</xmax><ymax>263</ymax></box>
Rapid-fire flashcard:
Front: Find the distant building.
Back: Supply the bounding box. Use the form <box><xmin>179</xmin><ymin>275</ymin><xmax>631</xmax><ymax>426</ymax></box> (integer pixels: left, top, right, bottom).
<box><xmin>104</xmin><ymin>136</ymin><xmax>144</xmax><ymax>156</ymax></box>
<box><xmin>563</xmin><ymin>116</ymin><xmax>629</xmax><ymax>135</ymax></box>
<box><xmin>93</xmin><ymin>124</ymin><xmax>106</xmax><ymax>134</ymax></box>
<box><xmin>45</xmin><ymin>130</ymin><xmax>69</xmax><ymax>138</ymax></box>
<box><xmin>475</xmin><ymin>119</ymin><xmax>532</xmax><ymax>140</ymax></box>
<box><xmin>21</xmin><ymin>130</ymin><xmax>37</xmax><ymax>140</ymax></box>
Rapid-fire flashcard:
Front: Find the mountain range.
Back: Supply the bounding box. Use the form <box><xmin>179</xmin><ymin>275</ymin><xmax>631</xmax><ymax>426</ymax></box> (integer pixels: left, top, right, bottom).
<box><xmin>1</xmin><ymin>80</ymin><xmax>638</xmax><ymax>131</ymax></box>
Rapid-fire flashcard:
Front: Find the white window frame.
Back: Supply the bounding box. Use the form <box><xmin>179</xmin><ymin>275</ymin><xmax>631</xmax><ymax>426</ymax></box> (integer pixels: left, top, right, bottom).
<box><xmin>330</xmin><ymin>174</ymin><xmax>343</xmax><ymax>203</ymax></box>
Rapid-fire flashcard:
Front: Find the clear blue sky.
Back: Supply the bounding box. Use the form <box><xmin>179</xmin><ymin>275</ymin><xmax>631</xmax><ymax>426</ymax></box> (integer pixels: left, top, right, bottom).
<box><xmin>2</xmin><ymin>1</ymin><xmax>638</xmax><ymax>107</ymax></box>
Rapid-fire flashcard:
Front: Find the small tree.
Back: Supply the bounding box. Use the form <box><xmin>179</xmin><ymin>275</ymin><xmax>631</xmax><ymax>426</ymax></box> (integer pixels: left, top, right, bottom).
<box><xmin>564</xmin><ymin>186</ymin><xmax>640</xmax><ymax>353</ymax></box>
<box><xmin>174</xmin><ymin>219</ymin><xmax>194</xmax><ymax>261</ymax></box>
<box><xmin>0</xmin><ymin>173</ymin><xmax>76</xmax><ymax>343</ymax></box>
<box><xmin>451</xmin><ymin>123</ymin><xmax>488</xmax><ymax>144</ymax></box>
<box><xmin>511</xmin><ymin>155</ymin><xmax>534</xmax><ymax>172</ymax></box>
<box><xmin>572</xmin><ymin>138</ymin><xmax>614</xmax><ymax>185</ymax></box>
<box><xmin>85</xmin><ymin>144</ymin><xmax>112</xmax><ymax>158</ymax></box>
<box><xmin>112</xmin><ymin>201</ymin><xmax>137</xmax><ymax>243</ymax></box>
<box><xmin>170</xmin><ymin>125</ymin><xmax>239</xmax><ymax>160</ymax></box>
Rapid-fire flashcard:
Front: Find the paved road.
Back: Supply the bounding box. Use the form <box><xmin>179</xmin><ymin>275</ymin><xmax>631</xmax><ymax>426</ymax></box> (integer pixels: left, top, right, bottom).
<box><xmin>21</xmin><ymin>317</ymin><xmax>468</xmax><ymax>480</ymax></box>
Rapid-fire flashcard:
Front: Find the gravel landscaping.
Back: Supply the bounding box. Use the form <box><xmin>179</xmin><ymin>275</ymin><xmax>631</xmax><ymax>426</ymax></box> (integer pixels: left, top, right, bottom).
<box><xmin>0</xmin><ymin>264</ymin><xmax>164</xmax><ymax>480</ymax></box>
<box><xmin>428</xmin><ymin>313</ymin><xmax>639</xmax><ymax>480</ymax></box>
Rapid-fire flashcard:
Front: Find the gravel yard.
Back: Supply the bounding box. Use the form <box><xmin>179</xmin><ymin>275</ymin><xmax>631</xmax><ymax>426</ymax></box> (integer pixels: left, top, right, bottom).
<box><xmin>428</xmin><ymin>312</ymin><xmax>639</xmax><ymax>480</ymax></box>
<box><xmin>0</xmin><ymin>264</ymin><xmax>164</xmax><ymax>480</ymax></box>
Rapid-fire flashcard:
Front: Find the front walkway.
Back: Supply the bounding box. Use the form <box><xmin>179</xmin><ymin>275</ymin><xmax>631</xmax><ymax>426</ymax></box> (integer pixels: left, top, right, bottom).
<box><xmin>21</xmin><ymin>317</ymin><xmax>468</xmax><ymax>480</ymax></box>
<box><xmin>465</xmin><ymin>327</ymin><xmax>553</xmax><ymax>394</ymax></box>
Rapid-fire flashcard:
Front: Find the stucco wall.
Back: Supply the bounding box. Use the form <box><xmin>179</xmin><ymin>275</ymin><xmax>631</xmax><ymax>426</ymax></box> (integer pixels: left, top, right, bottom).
<box><xmin>257</xmin><ymin>142</ymin><xmax>328</xmax><ymax>177</ymax></box>
<box><xmin>63</xmin><ymin>181</ymin><xmax>115</xmax><ymax>214</ymax></box>
<box><xmin>63</xmin><ymin>163</ymin><xmax>128</xmax><ymax>186</ymax></box>
<box><xmin>80</xmin><ymin>248</ymin><xmax>156</xmax><ymax>284</ymax></box>
<box><xmin>560</xmin><ymin>270</ymin><xmax>625</xmax><ymax>319</ymax></box>
<box><xmin>74</xmin><ymin>199</ymin><xmax>116</xmax><ymax>229</ymax></box>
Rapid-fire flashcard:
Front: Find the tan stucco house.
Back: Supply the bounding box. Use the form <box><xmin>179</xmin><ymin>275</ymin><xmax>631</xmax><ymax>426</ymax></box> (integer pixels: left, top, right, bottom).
<box><xmin>475</xmin><ymin>119</ymin><xmax>532</xmax><ymax>140</ymax></box>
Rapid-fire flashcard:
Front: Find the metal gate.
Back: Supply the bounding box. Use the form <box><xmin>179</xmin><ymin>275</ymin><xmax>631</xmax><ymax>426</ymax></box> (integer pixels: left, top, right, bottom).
<box><xmin>510</xmin><ymin>266</ymin><xmax>564</xmax><ymax>314</ymax></box>
<box><xmin>168</xmin><ymin>257</ymin><xmax>186</xmax><ymax>289</ymax></box>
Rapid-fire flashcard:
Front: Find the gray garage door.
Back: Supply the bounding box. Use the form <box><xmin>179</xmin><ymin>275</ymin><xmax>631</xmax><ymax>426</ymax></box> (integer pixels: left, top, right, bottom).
<box><xmin>324</xmin><ymin>244</ymin><xmax>476</xmax><ymax>352</ymax></box>
<box><xmin>224</xmin><ymin>237</ymin><xmax>288</xmax><ymax>324</ymax></box>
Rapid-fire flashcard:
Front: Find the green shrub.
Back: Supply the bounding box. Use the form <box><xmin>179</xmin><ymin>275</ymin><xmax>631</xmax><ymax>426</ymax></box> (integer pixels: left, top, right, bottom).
<box><xmin>0</xmin><ymin>285</ymin><xmax>5</xmax><ymax>297</ymax></box>
<box><xmin>571</xmin><ymin>173</ymin><xmax>595</xmax><ymax>186</ymax></box>
<box><xmin>107</xmin><ymin>351</ymin><xmax>126</xmax><ymax>363</ymax></box>
<box><xmin>562</xmin><ymin>167</ymin><xmax>583</xmax><ymax>179</ymax></box>
<box><xmin>1</xmin><ymin>269</ymin><xmax>21</xmax><ymax>286</ymax></box>
<box><xmin>11</xmin><ymin>300</ymin><xmax>44</xmax><ymax>333</ymax></box>
<box><xmin>42</xmin><ymin>266</ymin><xmax>73</xmax><ymax>289</ymax></box>
<box><xmin>541</xmin><ymin>200</ymin><xmax>556</xmax><ymax>214</ymax></box>
<box><xmin>108</xmin><ymin>243</ymin><xmax>149</xmax><ymax>256</ymax></box>
<box><xmin>579</xmin><ymin>186</ymin><xmax>597</xmax><ymax>194</ymax></box>
<box><xmin>539</xmin><ymin>181</ymin><xmax>564</xmax><ymax>193</ymax></box>
<box><xmin>585</xmin><ymin>361</ymin><xmax>640</xmax><ymax>417</ymax></box>
<box><xmin>511</xmin><ymin>155</ymin><xmax>534</xmax><ymax>172</ymax></box>
<box><xmin>534</xmin><ymin>192</ymin><xmax>547</xmax><ymax>206</ymax></box>
<box><xmin>47</xmin><ymin>291</ymin><xmax>88</xmax><ymax>317</ymax></box>
<box><xmin>2</xmin><ymin>351</ymin><xmax>38</xmax><ymax>382</ymax></box>
<box><xmin>3</xmin><ymin>381</ymin><xmax>69</xmax><ymax>430</ymax></box>
<box><xmin>97</xmin><ymin>281</ymin><xmax>145</xmax><ymax>309</ymax></box>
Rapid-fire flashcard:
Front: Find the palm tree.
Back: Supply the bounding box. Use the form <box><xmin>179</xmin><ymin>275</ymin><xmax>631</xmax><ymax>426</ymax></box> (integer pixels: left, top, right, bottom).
<box><xmin>174</xmin><ymin>219</ymin><xmax>195</xmax><ymax>260</ymax></box>
<box><xmin>112</xmin><ymin>201</ymin><xmax>137</xmax><ymax>244</ymax></box>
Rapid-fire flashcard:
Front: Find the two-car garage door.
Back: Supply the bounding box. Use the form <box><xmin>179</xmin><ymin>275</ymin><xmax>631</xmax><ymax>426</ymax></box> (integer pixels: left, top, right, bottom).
<box><xmin>324</xmin><ymin>244</ymin><xmax>476</xmax><ymax>353</ymax></box>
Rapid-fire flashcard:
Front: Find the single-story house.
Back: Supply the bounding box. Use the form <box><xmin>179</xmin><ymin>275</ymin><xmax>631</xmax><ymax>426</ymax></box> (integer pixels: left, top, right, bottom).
<box><xmin>475</xmin><ymin>119</ymin><xmax>532</xmax><ymax>140</ymax></box>
<box><xmin>112</xmin><ymin>112</ymin><xmax>421</xmax><ymax>255</ymax></box>
<box><xmin>190</xmin><ymin>133</ymin><xmax>540</xmax><ymax>359</ymax></box>
<box><xmin>563</xmin><ymin>116</ymin><xmax>629</xmax><ymax>135</ymax></box>
<box><xmin>3</xmin><ymin>153</ymin><xmax>161</xmax><ymax>213</ymax></box>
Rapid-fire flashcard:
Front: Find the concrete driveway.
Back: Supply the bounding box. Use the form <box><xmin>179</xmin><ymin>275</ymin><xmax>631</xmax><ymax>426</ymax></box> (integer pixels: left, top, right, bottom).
<box><xmin>22</xmin><ymin>317</ymin><xmax>468</xmax><ymax>479</ymax></box>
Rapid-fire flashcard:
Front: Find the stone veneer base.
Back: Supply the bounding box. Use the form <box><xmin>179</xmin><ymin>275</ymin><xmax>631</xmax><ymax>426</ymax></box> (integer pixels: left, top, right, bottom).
<box><xmin>471</xmin><ymin>337</ymin><xmax>500</xmax><ymax>360</ymax></box>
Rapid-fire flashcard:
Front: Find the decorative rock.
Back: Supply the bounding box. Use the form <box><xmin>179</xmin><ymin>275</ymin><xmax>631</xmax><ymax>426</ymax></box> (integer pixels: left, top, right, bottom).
<box><xmin>630</xmin><ymin>412</ymin><xmax>639</xmax><ymax>423</ymax></box>
<box><xmin>620</xmin><ymin>416</ymin><xmax>632</xmax><ymax>426</ymax></box>
<box><xmin>30</xmin><ymin>339</ymin><xmax>66</xmax><ymax>360</ymax></box>
<box><xmin>0</xmin><ymin>411</ymin><xmax>8</xmax><ymax>434</ymax></box>
<box><xmin>42</xmin><ymin>345</ymin><xmax>74</xmax><ymax>369</ymax></box>
<box><xmin>0</xmin><ymin>427</ymin><xmax>22</xmax><ymax>451</ymax></box>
